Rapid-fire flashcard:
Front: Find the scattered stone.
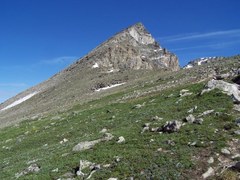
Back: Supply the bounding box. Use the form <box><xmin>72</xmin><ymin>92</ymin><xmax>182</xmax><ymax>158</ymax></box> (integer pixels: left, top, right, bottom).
<box><xmin>201</xmin><ymin>79</ymin><xmax>240</xmax><ymax>103</ymax></box>
<box><xmin>76</xmin><ymin>160</ymin><xmax>93</xmax><ymax>176</ymax></box>
<box><xmin>73</xmin><ymin>139</ymin><xmax>101</xmax><ymax>152</ymax></box>
<box><xmin>60</xmin><ymin>138</ymin><xmax>68</xmax><ymax>144</ymax></box>
<box><xmin>175</xmin><ymin>98</ymin><xmax>182</xmax><ymax>104</ymax></box>
<box><xmin>5</xmin><ymin>139</ymin><xmax>12</xmax><ymax>143</ymax></box>
<box><xmin>151</xmin><ymin>116</ymin><xmax>163</xmax><ymax>121</ymax></box>
<box><xmin>117</xmin><ymin>136</ymin><xmax>125</xmax><ymax>143</ymax></box>
<box><xmin>221</xmin><ymin>148</ymin><xmax>231</xmax><ymax>155</ymax></box>
<box><xmin>179</xmin><ymin>89</ymin><xmax>193</xmax><ymax>97</ymax></box>
<box><xmin>52</xmin><ymin>168</ymin><xmax>59</xmax><ymax>172</ymax></box>
<box><xmin>167</xmin><ymin>94</ymin><xmax>174</xmax><ymax>98</ymax></box>
<box><xmin>194</xmin><ymin>118</ymin><xmax>204</xmax><ymax>124</ymax></box>
<box><xmin>99</xmin><ymin>128</ymin><xmax>107</xmax><ymax>133</ymax></box>
<box><xmin>27</xmin><ymin>159</ymin><xmax>38</xmax><ymax>165</ymax></box>
<box><xmin>199</xmin><ymin>110</ymin><xmax>214</xmax><ymax>117</ymax></box>
<box><xmin>73</xmin><ymin>133</ymin><xmax>114</xmax><ymax>152</ymax></box>
<box><xmin>162</xmin><ymin>120</ymin><xmax>182</xmax><ymax>133</ymax></box>
<box><xmin>133</xmin><ymin>104</ymin><xmax>142</xmax><ymax>109</ymax></box>
<box><xmin>103</xmin><ymin>164</ymin><xmax>111</xmax><ymax>168</ymax></box>
<box><xmin>214</xmin><ymin>73</ymin><xmax>230</xmax><ymax>80</ymax></box>
<box><xmin>236</xmin><ymin>118</ymin><xmax>240</xmax><ymax>127</ymax></box>
<box><xmin>202</xmin><ymin>167</ymin><xmax>215</xmax><ymax>179</ymax></box>
<box><xmin>61</xmin><ymin>153</ymin><xmax>70</xmax><ymax>157</ymax></box>
<box><xmin>108</xmin><ymin>178</ymin><xmax>118</xmax><ymax>180</ymax></box>
<box><xmin>188</xmin><ymin>141</ymin><xmax>197</xmax><ymax>146</ymax></box>
<box><xmin>15</xmin><ymin>163</ymin><xmax>40</xmax><ymax>178</ymax></box>
<box><xmin>207</xmin><ymin>157</ymin><xmax>214</xmax><ymax>164</ymax></box>
<box><xmin>233</xmin><ymin>104</ymin><xmax>240</xmax><ymax>112</ymax></box>
<box><xmin>166</xmin><ymin>140</ymin><xmax>175</xmax><ymax>146</ymax></box>
<box><xmin>184</xmin><ymin>114</ymin><xmax>195</xmax><ymax>123</ymax></box>
<box><xmin>114</xmin><ymin>156</ymin><xmax>121</xmax><ymax>163</ymax></box>
<box><xmin>230</xmin><ymin>162</ymin><xmax>240</xmax><ymax>172</ymax></box>
<box><xmin>234</xmin><ymin>130</ymin><xmax>240</xmax><ymax>135</ymax></box>
<box><xmin>102</xmin><ymin>133</ymin><xmax>114</xmax><ymax>141</ymax></box>
<box><xmin>187</xmin><ymin>106</ymin><xmax>197</xmax><ymax>113</ymax></box>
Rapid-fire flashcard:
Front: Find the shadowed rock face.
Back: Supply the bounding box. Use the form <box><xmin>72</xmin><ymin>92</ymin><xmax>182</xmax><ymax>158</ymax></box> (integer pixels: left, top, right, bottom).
<box><xmin>71</xmin><ymin>22</ymin><xmax>179</xmax><ymax>71</ymax></box>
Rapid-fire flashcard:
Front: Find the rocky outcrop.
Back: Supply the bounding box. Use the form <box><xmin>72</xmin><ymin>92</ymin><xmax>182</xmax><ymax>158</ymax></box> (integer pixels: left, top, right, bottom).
<box><xmin>201</xmin><ymin>79</ymin><xmax>240</xmax><ymax>103</ymax></box>
<box><xmin>184</xmin><ymin>57</ymin><xmax>224</xmax><ymax>69</ymax></box>
<box><xmin>75</xmin><ymin>22</ymin><xmax>179</xmax><ymax>71</ymax></box>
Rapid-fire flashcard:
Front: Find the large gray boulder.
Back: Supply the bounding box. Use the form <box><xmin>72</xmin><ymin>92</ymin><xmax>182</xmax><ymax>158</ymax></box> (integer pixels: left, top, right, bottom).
<box><xmin>201</xmin><ymin>79</ymin><xmax>240</xmax><ymax>103</ymax></box>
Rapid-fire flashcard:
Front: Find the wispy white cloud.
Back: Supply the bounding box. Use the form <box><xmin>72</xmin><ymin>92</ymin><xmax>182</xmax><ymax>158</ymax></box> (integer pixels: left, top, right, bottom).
<box><xmin>161</xmin><ymin>29</ymin><xmax>240</xmax><ymax>42</ymax></box>
<box><xmin>0</xmin><ymin>83</ymin><xmax>27</xmax><ymax>87</ymax></box>
<box><xmin>171</xmin><ymin>39</ymin><xmax>240</xmax><ymax>52</ymax></box>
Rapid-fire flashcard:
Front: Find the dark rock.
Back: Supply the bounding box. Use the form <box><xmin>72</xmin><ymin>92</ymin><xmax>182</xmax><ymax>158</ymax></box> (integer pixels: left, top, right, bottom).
<box><xmin>162</xmin><ymin>120</ymin><xmax>182</xmax><ymax>133</ymax></box>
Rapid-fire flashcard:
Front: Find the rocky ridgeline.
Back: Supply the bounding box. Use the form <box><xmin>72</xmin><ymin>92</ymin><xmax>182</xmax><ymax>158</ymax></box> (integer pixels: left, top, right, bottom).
<box><xmin>184</xmin><ymin>56</ymin><xmax>224</xmax><ymax>69</ymax></box>
<box><xmin>67</xmin><ymin>22</ymin><xmax>179</xmax><ymax>72</ymax></box>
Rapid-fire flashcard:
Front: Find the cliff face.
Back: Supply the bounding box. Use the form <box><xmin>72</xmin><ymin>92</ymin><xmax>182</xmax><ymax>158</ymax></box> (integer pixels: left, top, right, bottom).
<box><xmin>77</xmin><ymin>22</ymin><xmax>180</xmax><ymax>71</ymax></box>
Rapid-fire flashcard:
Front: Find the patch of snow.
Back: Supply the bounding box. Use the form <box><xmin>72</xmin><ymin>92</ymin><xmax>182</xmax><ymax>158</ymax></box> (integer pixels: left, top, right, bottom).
<box><xmin>184</xmin><ymin>64</ymin><xmax>193</xmax><ymax>69</ymax></box>
<box><xmin>92</xmin><ymin>63</ymin><xmax>99</xmax><ymax>69</ymax></box>
<box><xmin>95</xmin><ymin>83</ymin><xmax>125</xmax><ymax>92</ymax></box>
<box><xmin>0</xmin><ymin>92</ymin><xmax>38</xmax><ymax>111</ymax></box>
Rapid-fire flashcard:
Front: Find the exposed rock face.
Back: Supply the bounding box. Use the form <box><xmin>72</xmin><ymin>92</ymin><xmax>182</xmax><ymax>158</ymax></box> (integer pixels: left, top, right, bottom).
<box><xmin>76</xmin><ymin>22</ymin><xmax>179</xmax><ymax>71</ymax></box>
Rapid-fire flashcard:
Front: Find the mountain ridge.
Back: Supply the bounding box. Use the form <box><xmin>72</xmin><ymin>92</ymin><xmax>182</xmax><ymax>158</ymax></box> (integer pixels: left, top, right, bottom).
<box><xmin>0</xmin><ymin>23</ymin><xmax>179</xmax><ymax>128</ymax></box>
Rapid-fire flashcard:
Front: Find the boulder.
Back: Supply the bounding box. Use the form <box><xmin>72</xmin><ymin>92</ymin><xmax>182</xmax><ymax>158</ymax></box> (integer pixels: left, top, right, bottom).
<box><xmin>162</xmin><ymin>120</ymin><xmax>182</xmax><ymax>133</ymax></box>
<box><xmin>202</xmin><ymin>167</ymin><xmax>215</xmax><ymax>179</ymax></box>
<box><xmin>201</xmin><ymin>79</ymin><xmax>240</xmax><ymax>103</ymax></box>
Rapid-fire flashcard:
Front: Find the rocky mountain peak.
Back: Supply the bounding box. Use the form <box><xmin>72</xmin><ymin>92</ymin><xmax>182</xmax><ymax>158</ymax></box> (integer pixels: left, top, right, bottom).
<box><xmin>73</xmin><ymin>23</ymin><xmax>179</xmax><ymax>71</ymax></box>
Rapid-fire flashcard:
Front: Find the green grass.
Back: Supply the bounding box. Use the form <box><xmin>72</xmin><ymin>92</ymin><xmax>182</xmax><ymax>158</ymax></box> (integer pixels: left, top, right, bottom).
<box><xmin>0</xmin><ymin>81</ymin><xmax>238</xmax><ymax>179</ymax></box>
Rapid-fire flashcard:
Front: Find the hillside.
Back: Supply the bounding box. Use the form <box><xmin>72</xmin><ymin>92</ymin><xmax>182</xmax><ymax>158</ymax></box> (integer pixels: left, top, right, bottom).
<box><xmin>0</xmin><ymin>23</ymin><xmax>240</xmax><ymax>179</ymax></box>
<box><xmin>0</xmin><ymin>23</ymin><xmax>179</xmax><ymax>129</ymax></box>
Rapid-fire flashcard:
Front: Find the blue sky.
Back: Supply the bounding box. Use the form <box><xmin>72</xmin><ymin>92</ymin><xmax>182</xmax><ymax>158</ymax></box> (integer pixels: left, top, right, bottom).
<box><xmin>0</xmin><ymin>0</ymin><xmax>240</xmax><ymax>103</ymax></box>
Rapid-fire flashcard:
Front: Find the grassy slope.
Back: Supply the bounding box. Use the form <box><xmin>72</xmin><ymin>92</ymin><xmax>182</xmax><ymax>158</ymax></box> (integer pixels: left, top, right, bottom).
<box><xmin>0</xmin><ymin>80</ymin><xmax>239</xmax><ymax>179</ymax></box>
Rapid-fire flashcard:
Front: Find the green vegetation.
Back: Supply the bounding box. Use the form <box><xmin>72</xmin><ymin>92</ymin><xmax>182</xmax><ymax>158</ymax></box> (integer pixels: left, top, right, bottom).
<box><xmin>0</xmin><ymin>80</ymin><xmax>239</xmax><ymax>179</ymax></box>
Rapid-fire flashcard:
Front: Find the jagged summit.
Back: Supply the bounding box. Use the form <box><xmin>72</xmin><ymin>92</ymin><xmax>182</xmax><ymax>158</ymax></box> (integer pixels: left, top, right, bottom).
<box><xmin>71</xmin><ymin>22</ymin><xmax>179</xmax><ymax>71</ymax></box>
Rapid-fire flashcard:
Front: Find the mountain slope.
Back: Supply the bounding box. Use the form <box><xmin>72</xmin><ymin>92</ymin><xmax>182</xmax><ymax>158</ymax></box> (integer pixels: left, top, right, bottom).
<box><xmin>0</xmin><ymin>55</ymin><xmax>240</xmax><ymax>179</ymax></box>
<box><xmin>0</xmin><ymin>23</ymin><xmax>179</xmax><ymax>128</ymax></box>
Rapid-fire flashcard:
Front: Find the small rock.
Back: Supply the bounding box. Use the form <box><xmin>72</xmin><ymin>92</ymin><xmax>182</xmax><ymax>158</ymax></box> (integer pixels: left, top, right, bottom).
<box><xmin>207</xmin><ymin>157</ymin><xmax>214</xmax><ymax>164</ymax></box>
<box><xmin>133</xmin><ymin>104</ymin><xmax>143</xmax><ymax>109</ymax></box>
<box><xmin>234</xmin><ymin>130</ymin><xmax>240</xmax><ymax>135</ymax></box>
<box><xmin>103</xmin><ymin>164</ymin><xmax>111</xmax><ymax>168</ymax></box>
<box><xmin>15</xmin><ymin>163</ymin><xmax>40</xmax><ymax>178</ymax></box>
<box><xmin>221</xmin><ymin>148</ymin><xmax>231</xmax><ymax>155</ymax></box>
<box><xmin>117</xmin><ymin>136</ymin><xmax>125</xmax><ymax>143</ymax></box>
<box><xmin>180</xmin><ymin>89</ymin><xmax>193</xmax><ymax>97</ymax></box>
<box><xmin>194</xmin><ymin>118</ymin><xmax>204</xmax><ymax>124</ymax></box>
<box><xmin>52</xmin><ymin>168</ymin><xmax>59</xmax><ymax>172</ymax></box>
<box><xmin>151</xmin><ymin>116</ymin><xmax>163</xmax><ymax>121</ymax></box>
<box><xmin>199</xmin><ymin>110</ymin><xmax>214</xmax><ymax>117</ymax></box>
<box><xmin>230</xmin><ymin>162</ymin><xmax>240</xmax><ymax>172</ymax></box>
<box><xmin>102</xmin><ymin>133</ymin><xmax>114</xmax><ymax>141</ymax></box>
<box><xmin>162</xmin><ymin>120</ymin><xmax>182</xmax><ymax>133</ymax></box>
<box><xmin>202</xmin><ymin>167</ymin><xmax>215</xmax><ymax>179</ymax></box>
<box><xmin>187</xmin><ymin>106</ymin><xmax>198</xmax><ymax>113</ymax></box>
<box><xmin>60</xmin><ymin>138</ymin><xmax>68</xmax><ymax>144</ymax></box>
<box><xmin>72</xmin><ymin>140</ymin><xmax>101</xmax><ymax>152</ymax></box>
<box><xmin>108</xmin><ymin>178</ymin><xmax>118</xmax><ymax>180</ymax></box>
<box><xmin>185</xmin><ymin>114</ymin><xmax>195</xmax><ymax>123</ymax></box>
<box><xmin>99</xmin><ymin>128</ymin><xmax>107</xmax><ymax>133</ymax></box>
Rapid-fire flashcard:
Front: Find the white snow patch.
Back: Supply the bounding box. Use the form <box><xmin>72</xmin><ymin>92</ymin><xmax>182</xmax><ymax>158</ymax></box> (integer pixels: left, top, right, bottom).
<box><xmin>92</xmin><ymin>63</ymin><xmax>99</xmax><ymax>69</ymax></box>
<box><xmin>0</xmin><ymin>92</ymin><xmax>38</xmax><ymax>111</ymax></box>
<box><xmin>184</xmin><ymin>64</ymin><xmax>193</xmax><ymax>69</ymax></box>
<box><xmin>197</xmin><ymin>59</ymin><xmax>208</xmax><ymax>65</ymax></box>
<box><xmin>95</xmin><ymin>83</ymin><xmax>125</xmax><ymax>92</ymax></box>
